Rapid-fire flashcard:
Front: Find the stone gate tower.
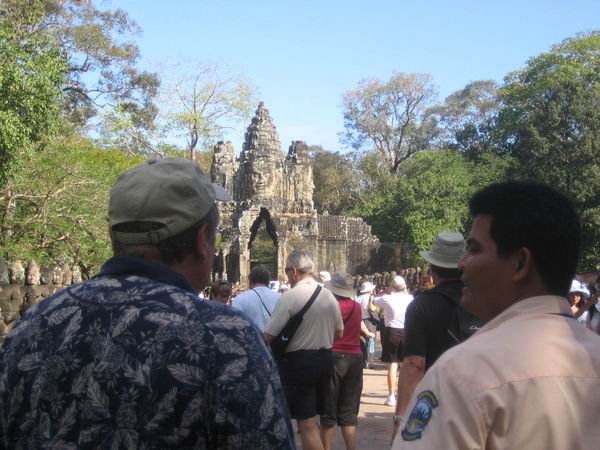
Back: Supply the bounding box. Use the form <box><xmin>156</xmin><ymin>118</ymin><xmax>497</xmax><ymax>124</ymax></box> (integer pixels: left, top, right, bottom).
<box><xmin>212</xmin><ymin>102</ymin><xmax>379</xmax><ymax>287</ymax></box>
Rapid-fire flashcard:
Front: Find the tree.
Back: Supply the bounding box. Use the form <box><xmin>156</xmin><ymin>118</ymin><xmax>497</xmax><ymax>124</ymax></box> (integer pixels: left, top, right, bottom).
<box><xmin>310</xmin><ymin>146</ymin><xmax>359</xmax><ymax>215</ymax></box>
<box><xmin>0</xmin><ymin>134</ymin><xmax>143</xmax><ymax>276</ymax></box>
<box><xmin>0</xmin><ymin>0</ymin><xmax>67</xmax><ymax>183</ymax></box>
<box><xmin>158</xmin><ymin>61</ymin><xmax>258</xmax><ymax>160</ymax></box>
<box><xmin>352</xmin><ymin>150</ymin><xmax>514</xmax><ymax>262</ymax></box>
<box><xmin>340</xmin><ymin>73</ymin><xmax>439</xmax><ymax>174</ymax></box>
<box><xmin>432</xmin><ymin>80</ymin><xmax>501</xmax><ymax>159</ymax></box>
<box><xmin>499</xmin><ymin>31</ymin><xmax>600</xmax><ymax>269</ymax></box>
<box><xmin>41</xmin><ymin>0</ymin><xmax>160</xmax><ymax>127</ymax></box>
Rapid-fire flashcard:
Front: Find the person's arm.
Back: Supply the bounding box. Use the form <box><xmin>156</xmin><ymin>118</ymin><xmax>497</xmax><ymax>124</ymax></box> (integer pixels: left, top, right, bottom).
<box><xmin>333</xmin><ymin>298</ymin><xmax>345</xmax><ymax>340</ymax></box>
<box><xmin>391</xmin><ymin>354</ymin><xmax>485</xmax><ymax>450</ymax></box>
<box><xmin>263</xmin><ymin>332</ymin><xmax>275</xmax><ymax>344</ymax></box>
<box><xmin>360</xmin><ymin>320</ymin><xmax>375</xmax><ymax>338</ymax></box>
<box><xmin>391</xmin><ymin>355</ymin><xmax>426</xmax><ymax>443</ymax></box>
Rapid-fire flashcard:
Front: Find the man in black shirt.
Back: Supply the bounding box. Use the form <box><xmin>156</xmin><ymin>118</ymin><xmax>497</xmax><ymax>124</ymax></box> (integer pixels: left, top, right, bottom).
<box><xmin>391</xmin><ymin>232</ymin><xmax>467</xmax><ymax>441</ymax></box>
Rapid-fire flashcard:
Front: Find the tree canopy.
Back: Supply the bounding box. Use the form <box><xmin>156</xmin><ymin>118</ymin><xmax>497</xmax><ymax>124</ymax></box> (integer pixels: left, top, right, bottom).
<box><xmin>498</xmin><ymin>31</ymin><xmax>600</xmax><ymax>269</ymax></box>
<box><xmin>340</xmin><ymin>73</ymin><xmax>439</xmax><ymax>174</ymax></box>
<box><xmin>0</xmin><ymin>0</ymin><xmax>67</xmax><ymax>183</ymax></box>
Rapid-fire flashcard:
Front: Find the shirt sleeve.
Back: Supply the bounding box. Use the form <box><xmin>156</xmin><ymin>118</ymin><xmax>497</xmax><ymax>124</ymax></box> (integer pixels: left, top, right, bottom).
<box><xmin>392</xmin><ymin>355</ymin><xmax>486</xmax><ymax>450</ymax></box>
<box><xmin>373</xmin><ymin>295</ymin><xmax>386</xmax><ymax>308</ymax></box>
<box><xmin>264</xmin><ymin>294</ymin><xmax>292</xmax><ymax>336</ymax></box>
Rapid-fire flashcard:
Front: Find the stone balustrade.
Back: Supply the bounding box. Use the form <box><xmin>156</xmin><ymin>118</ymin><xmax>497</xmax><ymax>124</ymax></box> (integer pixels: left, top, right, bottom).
<box><xmin>0</xmin><ymin>259</ymin><xmax>81</xmax><ymax>344</ymax></box>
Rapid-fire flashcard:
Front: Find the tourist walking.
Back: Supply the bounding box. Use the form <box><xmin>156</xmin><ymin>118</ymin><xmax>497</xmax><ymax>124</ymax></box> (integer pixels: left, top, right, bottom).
<box><xmin>392</xmin><ymin>232</ymin><xmax>475</xmax><ymax>441</ymax></box>
<box><xmin>320</xmin><ymin>272</ymin><xmax>375</xmax><ymax>450</ymax></box>
<box><xmin>264</xmin><ymin>251</ymin><xmax>343</xmax><ymax>450</ymax></box>
<box><xmin>372</xmin><ymin>276</ymin><xmax>413</xmax><ymax>407</ymax></box>
<box><xmin>356</xmin><ymin>280</ymin><xmax>377</xmax><ymax>368</ymax></box>
<box><xmin>232</xmin><ymin>265</ymin><xmax>280</xmax><ymax>331</ymax></box>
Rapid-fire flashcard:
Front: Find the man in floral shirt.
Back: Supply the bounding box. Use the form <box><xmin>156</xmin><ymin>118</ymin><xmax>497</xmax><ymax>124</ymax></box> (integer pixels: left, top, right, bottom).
<box><xmin>0</xmin><ymin>158</ymin><xmax>295</xmax><ymax>449</ymax></box>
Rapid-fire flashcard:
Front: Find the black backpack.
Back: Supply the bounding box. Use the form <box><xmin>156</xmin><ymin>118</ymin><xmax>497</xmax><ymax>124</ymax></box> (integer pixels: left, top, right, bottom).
<box><xmin>437</xmin><ymin>291</ymin><xmax>487</xmax><ymax>344</ymax></box>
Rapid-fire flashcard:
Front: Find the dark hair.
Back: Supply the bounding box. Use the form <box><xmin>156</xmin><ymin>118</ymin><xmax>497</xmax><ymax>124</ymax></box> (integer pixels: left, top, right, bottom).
<box><xmin>430</xmin><ymin>265</ymin><xmax>462</xmax><ymax>280</ymax></box>
<box><xmin>111</xmin><ymin>204</ymin><xmax>219</xmax><ymax>265</ymax></box>
<box><xmin>249</xmin><ymin>266</ymin><xmax>271</xmax><ymax>286</ymax></box>
<box><xmin>210</xmin><ymin>280</ymin><xmax>232</xmax><ymax>298</ymax></box>
<box><xmin>469</xmin><ymin>181</ymin><xmax>580</xmax><ymax>296</ymax></box>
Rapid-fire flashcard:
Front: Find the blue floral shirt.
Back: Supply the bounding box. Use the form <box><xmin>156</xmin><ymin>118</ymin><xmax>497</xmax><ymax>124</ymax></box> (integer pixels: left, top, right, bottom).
<box><xmin>0</xmin><ymin>256</ymin><xmax>295</xmax><ymax>449</ymax></box>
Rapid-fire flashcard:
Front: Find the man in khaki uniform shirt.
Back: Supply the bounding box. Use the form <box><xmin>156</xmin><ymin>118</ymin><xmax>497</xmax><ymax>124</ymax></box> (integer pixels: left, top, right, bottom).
<box><xmin>393</xmin><ymin>181</ymin><xmax>600</xmax><ymax>450</ymax></box>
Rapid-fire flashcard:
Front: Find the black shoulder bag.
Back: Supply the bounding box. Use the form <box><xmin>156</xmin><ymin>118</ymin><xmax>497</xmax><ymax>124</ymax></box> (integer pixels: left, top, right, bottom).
<box><xmin>270</xmin><ymin>285</ymin><xmax>322</xmax><ymax>360</ymax></box>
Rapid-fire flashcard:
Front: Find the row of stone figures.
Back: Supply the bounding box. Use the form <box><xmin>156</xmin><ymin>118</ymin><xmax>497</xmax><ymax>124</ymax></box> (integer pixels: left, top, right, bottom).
<box><xmin>359</xmin><ymin>267</ymin><xmax>425</xmax><ymax>292</ymax></box>
<box><xmin>0</xmin><ymin>259</ymin><xmax>82</xmax><ymax>341</ymax></box>
<box><xmin>0</xmin><ymin>258</ymin><xmax>427</xmax><ymax>343</ymax></box>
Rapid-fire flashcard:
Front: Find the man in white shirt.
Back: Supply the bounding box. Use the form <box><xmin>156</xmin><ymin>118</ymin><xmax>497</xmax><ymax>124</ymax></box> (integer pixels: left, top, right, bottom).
<box><xmin>373</xmin><ymin>276</ymin><xmax>413</xmax><ymax>406</ymax></box>
<box><xmin>232</xmin><ymin>266</ymin><xmax>280</xmax><ymax>331</ymax></box>
<box><xmin>393</xmin><ymin>181</ymin><xmax>600</xmax><ymax>450</ymax></box>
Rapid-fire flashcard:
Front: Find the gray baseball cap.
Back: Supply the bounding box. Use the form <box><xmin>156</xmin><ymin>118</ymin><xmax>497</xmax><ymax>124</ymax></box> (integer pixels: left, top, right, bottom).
<box><xmin>109</xmin><ymin>158</ymin><xmax>230</xmax><ymax>244</ymax></box>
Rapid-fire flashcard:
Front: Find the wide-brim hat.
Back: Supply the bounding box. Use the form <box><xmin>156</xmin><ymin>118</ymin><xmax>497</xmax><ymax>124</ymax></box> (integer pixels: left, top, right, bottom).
<box><xmin>109</xmin><ymin>158</ymin><xmax>229</xmax><ymax>244</ymax></box>
<box><xmin>325</xmin><ymin>271</ymin><xmax>356</xmax><ymax>299</ymax></box>
<box><xmin>319</xmin><ymin>271</ymin><xmax>331</xmax><ymax>282</ymax></box>
<box><xmin>419</xmin><ymin>232</ymin><xmax>466</xmax><ymax>269</ymax></box>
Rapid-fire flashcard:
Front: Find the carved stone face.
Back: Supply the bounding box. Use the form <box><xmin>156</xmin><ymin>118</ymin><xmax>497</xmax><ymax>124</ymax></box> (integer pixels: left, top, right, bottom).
<box><xmin>247</xmin><ymin>163</ymin><xmax>274</xmax><ymax>198</ymax></box>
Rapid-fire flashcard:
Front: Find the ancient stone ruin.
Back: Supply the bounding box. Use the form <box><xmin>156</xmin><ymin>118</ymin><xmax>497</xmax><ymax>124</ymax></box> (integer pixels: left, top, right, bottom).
<box><xmin>211</xmin><ymin>102</ymin><xmax>413</xmax><ymax>287</ymax></box>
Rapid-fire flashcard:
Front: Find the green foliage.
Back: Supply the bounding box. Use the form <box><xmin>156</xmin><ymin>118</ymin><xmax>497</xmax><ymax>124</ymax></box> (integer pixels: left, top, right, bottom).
<box><xmin>40</xmin><ymin>0</ymin><xmax>160</xmax><ymax>127</ymax></box>
<box><xmin>0</xmin><ymin>0</ymin><xmax>67</xmax><ymax>183</ymax></box>
<box><xmin>310</xmin><ymin>146</ymin><xmax>359</xmax><ymax>215</ymax></box>
<box><xmin>0</xmin><ymin>135</ymin><xmax>143</xmax><ymax>277</ymax></box>
<box><xmin>352</xmin><ymin>150</ymin><xmax>514</xmax><ymax>263</ymax></box>
<box><xmin>499</xmin><ymin>31</ymin><xmax>600</xmax><ymax>270</ymax></box>
<box><xmin>432</xmin><ymin>80</ymin><xmax>501</xmax><ymax>159</ymax></box>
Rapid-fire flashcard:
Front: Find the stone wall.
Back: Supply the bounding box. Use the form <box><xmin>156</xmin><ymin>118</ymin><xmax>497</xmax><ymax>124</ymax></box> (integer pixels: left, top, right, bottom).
<box><xmin>0</xmin><ymin>259</ymin><xmax>82</xmax><ymax>343</ymax></box>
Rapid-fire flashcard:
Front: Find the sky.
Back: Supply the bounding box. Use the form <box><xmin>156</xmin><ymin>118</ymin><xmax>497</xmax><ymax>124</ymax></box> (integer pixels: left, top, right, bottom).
<box><xmin>116</xmin><ymin>0</ymin><xmax>599</xmax><ymax>154</ymax></box>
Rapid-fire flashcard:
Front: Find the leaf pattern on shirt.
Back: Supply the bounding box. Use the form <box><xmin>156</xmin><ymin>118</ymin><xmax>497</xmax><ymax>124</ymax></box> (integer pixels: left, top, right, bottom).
<box><xmin>167</xmin><ymin>364</ymin><xmax>204</xmax><ymax>386</ymax></box>
<box><xmin>145</xmin><ymin>387</ymin><xmax>178</xmax><ymax>432</ymax></box>
<box><xmin>17</xmin><ymin>352</ymin><xmax>43</xmax><ymax>372</ymax></box>
<box><xmin>0</xmin><ymin>262</ymin><xmax>295</xmax><ymax>449</ymax></box>
<box><xmin>112</xmin><ymin>306</ymin><xmax>141</xmax><ymax>337</ymax></box>
<box><xmin>87</xmin><ymin>378</ymin><xmax>111</xmax><ymax>419</ymax></box>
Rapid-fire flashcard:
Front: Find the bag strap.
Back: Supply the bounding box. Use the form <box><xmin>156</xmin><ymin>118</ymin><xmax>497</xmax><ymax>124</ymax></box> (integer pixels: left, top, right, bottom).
<box><xmin>296</xmin><ymin>285</ymin><xmax>322</xmax><ymax>318</ymax></box>
<box><xmin>343</xmin><ymin>301</ymin><xmax>357</xmax><ymax>325</ymax></box>
<box><xmin>252</xmin><ymin>288</ymin><xmax>272</xmax><ymax>317</ymax></box>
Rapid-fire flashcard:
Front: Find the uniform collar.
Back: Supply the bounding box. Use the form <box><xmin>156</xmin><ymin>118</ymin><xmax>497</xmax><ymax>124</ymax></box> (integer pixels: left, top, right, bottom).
<box><xmin>480</xmin><ymin>295</ymin><xmax>573</xmax><ymax>334</ymax></box>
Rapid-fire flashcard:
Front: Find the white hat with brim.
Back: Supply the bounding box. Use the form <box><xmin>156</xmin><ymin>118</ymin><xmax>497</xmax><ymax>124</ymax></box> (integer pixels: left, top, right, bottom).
<box><xmin>325</xmin><ymin>271</ymin><xmax>356</xmax><ymax>299</ymax></box>
<box><xmin>319</xmin><ymin>271</ymin><xmax>331</xmax><ymax>282</ymax></box>
<box><xmin>570</xmin><ymin>279</ymin><xmax>590</xmax><ymax>299</ymax></box>
<box><xmin>419</xmin><ymin>232</ymin><xmax>466</xmax><ymax>269</ymax></box>
<box><xmin>359</xmin><ymin>281</ymin><xmax>375</xmax><ymax>293</ymax></box>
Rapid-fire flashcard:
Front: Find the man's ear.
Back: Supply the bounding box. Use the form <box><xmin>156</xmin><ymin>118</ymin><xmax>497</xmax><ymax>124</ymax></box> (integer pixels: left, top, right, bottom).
<box><xmin>513</xmin><ymin>247</ymin><xmax>533</xmax><ymax>282</ymax></box>
<box><xmin>195</xmin><ymin>223</ymin><xmax>212</xmax><ymax>260</ymax></box>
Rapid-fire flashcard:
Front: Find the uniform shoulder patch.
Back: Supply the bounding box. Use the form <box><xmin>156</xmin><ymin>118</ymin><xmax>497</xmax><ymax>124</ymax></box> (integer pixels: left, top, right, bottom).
<box><xmin>401</xmin><ymin>390</ymin><xmax>439</xmax><ymax>441</ymax></box>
